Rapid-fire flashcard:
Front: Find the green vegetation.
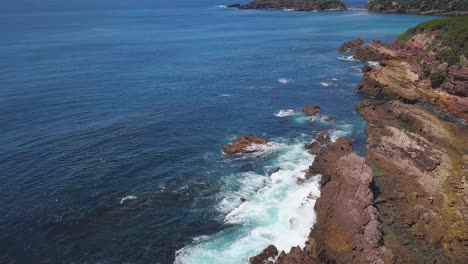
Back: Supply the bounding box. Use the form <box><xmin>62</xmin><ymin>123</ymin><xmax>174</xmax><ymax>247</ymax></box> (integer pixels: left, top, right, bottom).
<box><xmin>367</xmin><ymin>0</ymin><xmax>468</xmax><ymax>12</ymax></box>
<box><xmin>399</xmin><ymin>17</ymin><xmax>468</xmax><ymax>65</ymax></box>
<box><xmin>251</xmin><ymin>0</ymin><xmax>346</xmax><ymax>10</ymax></box>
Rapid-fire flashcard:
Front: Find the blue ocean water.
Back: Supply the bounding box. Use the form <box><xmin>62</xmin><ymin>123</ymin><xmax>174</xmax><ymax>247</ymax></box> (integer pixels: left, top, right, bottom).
<box><xmin>0</xmin><ymin>3</ymin><xmax>434</xmax><ymax>264</ymax></box>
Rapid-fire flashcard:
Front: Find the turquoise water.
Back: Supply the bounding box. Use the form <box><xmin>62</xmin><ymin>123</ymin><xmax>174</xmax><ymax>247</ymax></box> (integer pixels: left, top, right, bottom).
<box><xmin>0</xmin><ymin>3</ymin><xmax>434</xmax><ymax>264</ymax></box>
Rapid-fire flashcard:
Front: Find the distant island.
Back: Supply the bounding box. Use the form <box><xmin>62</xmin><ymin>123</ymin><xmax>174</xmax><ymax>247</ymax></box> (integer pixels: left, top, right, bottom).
<box><xmin>367</xmin><ymin>0</ymin><xmax>468</xmax><ymax>15</ymax></box>
<box><xmin>227</xmin><ymin>0</ymin><xmax>347</xmax><ymax>11</ymax></box>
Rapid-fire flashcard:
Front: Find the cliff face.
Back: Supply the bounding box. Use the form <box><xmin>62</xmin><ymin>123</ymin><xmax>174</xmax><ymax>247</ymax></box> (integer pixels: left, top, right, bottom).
<box><xmin>228</xmin><ymin>0</ymin><xmax>347</xmax><ymax>11</ymax></box>
<box><xmin>367</xmin><ymin>0</ymin><xmax>468</xmax><ymax>15</ymax></box>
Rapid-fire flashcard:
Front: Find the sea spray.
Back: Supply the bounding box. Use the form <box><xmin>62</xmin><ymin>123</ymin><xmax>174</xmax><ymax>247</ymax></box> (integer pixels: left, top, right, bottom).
<box><xmin>174</xmin><ymin>141</ymin><xmax>320</xmax><ymax>264</ymax></box>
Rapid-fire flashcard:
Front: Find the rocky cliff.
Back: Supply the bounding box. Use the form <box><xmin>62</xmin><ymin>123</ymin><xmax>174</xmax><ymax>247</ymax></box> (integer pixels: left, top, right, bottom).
<box><xmin>228</xmin><ymin>0</ymin><xmax>347</xmax><ymax>11</ymax></box>
<box><xmin>248</xmin><ymin>16</ymin><xmax>468</xmax><ymax>264</ymax></box>
<box><xmin>367</xmin><ymin>0</ymin><xmax>468</xmax><ymax>15</ymax></box>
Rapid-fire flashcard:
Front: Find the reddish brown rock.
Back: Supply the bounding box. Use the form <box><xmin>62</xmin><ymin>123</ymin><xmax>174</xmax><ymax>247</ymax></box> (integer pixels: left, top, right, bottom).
<box><xmin>354</xmin><ymin>40</ymin><xmax>396</xmax><ymax>62</ymax></box>
<box><xmin>223</xmin><ymin>135</ymin><xmax>267</xmax><ymax>155</ymax></box>
<box><xmin>339</xmin><ymin>38</ymin><xmax>364</xmax><ymax>52</ymax></box>
<box><xmin>249</xmin><ymin>245</ymin><xmax>278</xmax><ymax>264</ymax></box>
<box><xmin>278</xmin><ymin>138</ymin><xmax>395</xmax><ymax>264</ymax></box>
<box><xmin>306</xmin><ymin>137</ymin><xmax>352</xmax><ymax>179</ymax></box>
<box><xmin>302</xmin><ymin>106</ymin><xmax>320</xmax><ymax>116</ymax></box>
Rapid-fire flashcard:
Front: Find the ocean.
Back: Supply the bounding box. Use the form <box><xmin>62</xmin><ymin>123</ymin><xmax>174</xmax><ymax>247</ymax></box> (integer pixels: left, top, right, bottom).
<box><xmin>0</xmin><ymin>2</ymin><xmax>434</xmax><ymax>264</ymax></box>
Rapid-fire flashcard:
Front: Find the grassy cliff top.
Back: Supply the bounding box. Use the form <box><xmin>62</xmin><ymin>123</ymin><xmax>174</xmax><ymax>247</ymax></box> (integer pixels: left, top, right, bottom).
<box><xmin>399</xmin><ymin>17</ymin><xmax>468</xmax><ymax>64</ymax></box>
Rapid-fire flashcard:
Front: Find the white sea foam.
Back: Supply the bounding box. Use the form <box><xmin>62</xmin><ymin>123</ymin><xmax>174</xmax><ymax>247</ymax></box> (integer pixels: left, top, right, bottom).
<box><xmin>332</xmin><ymin>78</ymin><xmax>338</xmax><ymax>81</ymax></box>
<box><xmin>119</xmin><ymin>195</ymin><xmax>137</xmax><ymax>204</ymax></box>
<box><xmin>337</xmin><ymin>55</ymin><xmax>357</xmax><ymax>61</ymax></box>
<box><xmin>216</xmin><ymin>5</ymin><xmax>227</xmax><ymax>8</ymax></box>
<box><xmin>320</xmin><ymin>81</ymin><xmax>334</xmax><ymax>87</ymax></box>
<box><xmin>278</xmin><ymin>78</ymin><xmax>289</xmax><ymax>84</ymax></box>
<box><xmin>175</xmin><ymin>141</ymin><xmax>321</xmax><ymax>264</ymax></box>
<box><xmin>219</xmin><ymin>93</ymin><xmax>232</xmax><ymax>97</ymax></box>
<box><xmin>275</xmin><ymin>109</ymin><xmax>295</xmax><ymax>117</ymax></box>
<box><xmin>367</xmin><ymin>61</ymin><xmax>379</xmax><ymax>67</ymax></box>
<box><xmin>283</xmin><ymin>8</ymin><xmax>295</xmax><ymax>11</ymax></box>
<box><xmin>330</xmin><ymin>123</ymin><xmax>353</xmax><ymax>142</ymax></box>
<box><xmin>294</xmin><ymin>114</ymin><xmax>331</xmax><ymax>125</ymax></box>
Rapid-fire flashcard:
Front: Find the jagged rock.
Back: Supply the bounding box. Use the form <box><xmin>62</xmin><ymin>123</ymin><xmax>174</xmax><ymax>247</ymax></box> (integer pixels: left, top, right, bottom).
<box><xmin>339</xmin><ymin>38</ymin><xmax>364</xmax><ymax>52</ymax></box>
<box><xmin>249</xmin><ymin>245</ymin><xmax>278</xmax><ymax>264</ymax></box>
<box><xmin>313</xmin><ymin>131</ymin><xmax>330</xmax><ymax>144</ymax></box>
<box><xmin>223</xmin><ymin>135</ymin><xmax>267</xmax><ymax>155</ymax></box>
<box><xmin>302</xmin><ymin>106</ymin><xmax>320</xmax><ymax>116</ymax></box>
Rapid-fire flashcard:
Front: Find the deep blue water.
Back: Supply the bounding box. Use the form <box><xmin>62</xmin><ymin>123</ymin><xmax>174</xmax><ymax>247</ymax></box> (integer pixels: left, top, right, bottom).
<box><xmin>0</xmin><ymin>4</ymin><xmax>433</xmax><ymax>264</ymax></box>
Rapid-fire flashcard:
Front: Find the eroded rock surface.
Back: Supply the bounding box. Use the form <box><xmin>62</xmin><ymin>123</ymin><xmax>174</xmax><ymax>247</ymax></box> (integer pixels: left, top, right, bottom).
<box><xmin>357</xmin><ymin>100</ymin><xmax>468</xmax><ymax>263</ymax></box>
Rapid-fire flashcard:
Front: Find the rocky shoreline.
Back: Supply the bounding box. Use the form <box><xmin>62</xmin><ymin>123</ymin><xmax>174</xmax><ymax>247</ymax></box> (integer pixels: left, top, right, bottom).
<box><xmin>231</xmin><ymin>16</ymin><xmax>468</xmax><ymax>264</ymax></box>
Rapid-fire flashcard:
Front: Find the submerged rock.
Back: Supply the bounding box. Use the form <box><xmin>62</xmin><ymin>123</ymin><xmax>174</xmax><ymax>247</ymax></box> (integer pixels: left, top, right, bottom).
<box><xmin>223</xmin><ymin>135</ymin><xmax>268</xmax><ymax>155</ymax></box>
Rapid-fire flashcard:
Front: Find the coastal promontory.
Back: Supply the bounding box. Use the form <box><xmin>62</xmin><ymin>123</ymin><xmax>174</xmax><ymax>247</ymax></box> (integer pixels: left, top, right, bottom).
<box><xmin>367</xmin><ymin>0</ymin><xmax>468</xmax><ymax>15</ymax></box>
<box><xmin>228</xmin><ymin>0</ymin><xmax>347</xmax><ymax>11</ymax></box>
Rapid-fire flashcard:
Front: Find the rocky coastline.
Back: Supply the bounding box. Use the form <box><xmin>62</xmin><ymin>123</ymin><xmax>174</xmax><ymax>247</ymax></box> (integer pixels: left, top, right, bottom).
<box><xmin>239</xmin><ymin>16</ymin><xmax>468</xmax><ymax>264</ymax></box>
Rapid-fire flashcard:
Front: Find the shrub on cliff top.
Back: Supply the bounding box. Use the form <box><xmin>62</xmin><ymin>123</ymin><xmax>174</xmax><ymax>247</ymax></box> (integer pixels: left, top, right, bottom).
<box><xmin>367</xmin><ymin>0</ymin><xmax>468</xmax><ymax>12</ymax></box>
<box><xmin>399</xmin><ymin>16</ymin><xmax>468</xmax><ymax>65</ymax></box>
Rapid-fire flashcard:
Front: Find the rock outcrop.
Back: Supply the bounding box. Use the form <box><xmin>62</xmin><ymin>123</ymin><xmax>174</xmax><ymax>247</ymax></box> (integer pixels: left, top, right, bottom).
<box><xmin>223</xmin><ymin>135</ymin><xmax>268</xmax><ymax>155</ymax></box>
<box><xmin>338</xmin><ymin>38</ymin><xmax>364</xmax><ymax>52</ymax></box>
<box><xmin>249</xmin><ymin>245</ymin><xmax>278</xmax><ymax>264</ymax></box>
<box><xmin>357</xmin><ymin>100</ymin><xmax>468</xmax><ymax>263</ymax></box>
<box><xmin>302</xmin><ymin>105</ymin><xmax>321</xmax><ymax>116</ymax></box>
<box><xmin>228</xmin><ymin>0</ymin><xmax>346</xmax><ymax>11</ymax></box>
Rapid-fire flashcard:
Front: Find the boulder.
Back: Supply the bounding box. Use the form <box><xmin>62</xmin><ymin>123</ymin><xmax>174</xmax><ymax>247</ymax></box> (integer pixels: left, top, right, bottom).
<box><xmin>223</xmin><ymin>135</ymin><xmax>267</xmax><ymax>155</ymax></box>
<box><xmin>302</xmin><ymin>106</ymin><xmax>321</xmax><ymax>116</ymax></box>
